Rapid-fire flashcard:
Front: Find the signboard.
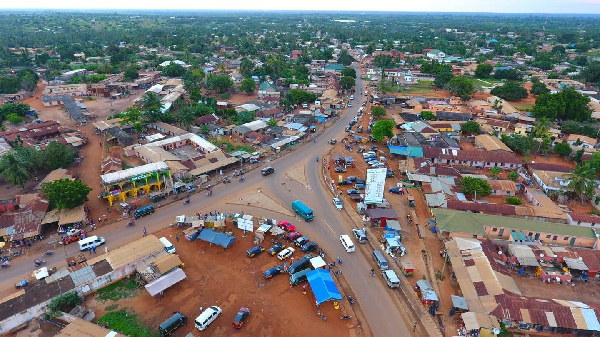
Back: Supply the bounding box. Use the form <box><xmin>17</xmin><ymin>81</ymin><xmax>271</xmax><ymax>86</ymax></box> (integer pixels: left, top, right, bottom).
<box><xmin>237</xmin><ymin>218</ymin><xmax>254</xmax><ymax>232</ymax></box>
<box><xmin>130</xmin><ymin>172</ymin><xmax>156</xmax><ymax>182</ymax></box>
<box><xmin>364</xmin><ymin>168</ymin><xmax>386</xmax><ymax>204</ymax></box>
<box><xmin>384</xmin><ymin>233</ymin><xmax>396</xmax><ymax>239</ymax></box>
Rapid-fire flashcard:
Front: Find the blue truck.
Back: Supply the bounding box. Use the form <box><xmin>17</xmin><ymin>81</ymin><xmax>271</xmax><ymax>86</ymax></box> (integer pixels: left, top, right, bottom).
<box><xmin>292</xmin><ymin>200</ymin><xmax>314</xmax><ymax>222</ymax></box>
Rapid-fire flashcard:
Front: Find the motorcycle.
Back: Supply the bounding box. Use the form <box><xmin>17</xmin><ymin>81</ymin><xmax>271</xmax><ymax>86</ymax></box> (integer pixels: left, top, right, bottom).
<box><xmin>239</xmin><ymin>176</ymin><xmax>245</xmax><ymax>182</ymax></box>
<box><xmin>127</xmin><ymin>220</ymin><xmax>135</xmax><ymax>227</ymax></box>
<box><xmin>347</xmin><ymin>296</ymin><xmax>355</xmax><ymax>305</ymax></box>
<box><xmin>317</xmin><ymin>311</ymin><xmax>327</xmax><ymax>321</ymax></box>
<box><xmin>337</xmin><ymin>257</ymin><xmax>343</xmax><ymax>265</ymax></box>
<box><xmin>334</xmin><ymin>269</ymin><xmax>343</xmax><ymax>275</ymax></box>
<box><xmin>341</xmin><ymin>315</ymin><xmax>352</xmax><ymax>320</ymax></box>
<box><xmin>183</xmin><ymin>198</ymin><xmax>191</xmax><ymax>205</ymax></box>
<box><xmin>2</xmin><ymin>260</ymin><xmax>10</xmax><ymax>268</ymax></box>
<box><xmin>371</xmin><ymin>269</ymin><xmax>376</xmax><ymax>277</ymax></box>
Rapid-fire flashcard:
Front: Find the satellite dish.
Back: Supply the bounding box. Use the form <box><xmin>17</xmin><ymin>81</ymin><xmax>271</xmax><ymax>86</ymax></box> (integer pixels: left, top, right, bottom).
<box><xmin>493</xmin><ymin>328</ymin><xmax>501</xmax><ymax>335</ymax></box>
<box><xmin>579</xmin><ymin>257</ymin><xmax>583</xmax><ymax>261</ymax></box>
<box><xmin>539</xmin><ymin>253</ymin><xmax>544</xmax><ymax>258</ymax></box>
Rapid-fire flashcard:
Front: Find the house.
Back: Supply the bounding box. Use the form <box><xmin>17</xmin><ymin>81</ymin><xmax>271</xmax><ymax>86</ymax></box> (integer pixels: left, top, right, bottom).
<box><xmin>478</xmin><ymin>119</ymin><xmax>510</xmax><ymax>134</ymax></box>
<box><xmin>514</xmin><ymin>123</ymin><xmax>532</xmax><ymax>136</ymax></box>
<box><xmin>426</xmin><ymin>49</ymin><xmax>446</xmax><ymax>61</ymax></box>
<box><xmin>258</xmin><ymin>82</ymin><xmax>280</xmax><ymax>99</ymax></box>
<box><xmin>256</xmin><ymin>108</ymin><xmax>283</xmax><ymax>118</ymax></box>
<box><xmin>435</xmin><ymin>111</ymin><xmax>471</xmax><ymax>122</ymax></box>
<box><xmin>290</xmin><ymin>50</ymin><xmax>302</xmax><ymax>60</ymax></box>
<box><xmin>528</xmin><ymin>167</ymin><xmax>571</xmax><ymax>194</ymax></box>
<box><xmin>423</xmin><ymin>148</ymin><xmax>522</xmax><ymax>170</ymax></box>
<box><xmin>567</xmin><ymin>212</ymin><xmax>600</xmax><ymax>228</ymax></box>
<box><xmin>488</xmin><ymin>180</ymin><xmax>518</xmax><ymax>196</ymax></box>
<box><xmin>236</xmin><ymin>103</ymin><xmax>261</xmax><ymax>114</ymax></box>
<box><xmin>566</xmin><ymin>134</ymin><xmax>598</xmax><ymax>149</ymax></box>
<box><xmin>523</xmin><ymin>187</ymin><xmax>567</xmax><ymax>222</ymax></box>
<box><xmin>323</xmin><ymin>63</ymin><xmax>345</xmax><ymax>74</ymax></box>
<box><xmin>427</xmin><ymin>121</ymin><xmax>462</xmax><ymax>132</ymax></box>
<box><xmin>233</xmin><ymin>120</ymin><xmax>267</xmax><ymax>136</ymax></box>
<box><xmin>474</xmin><ymin>134</ymin><xmax>513</xmax><ymax>152</ymax></box>
<box><xmin>42</xmin><ymin>84</ymin><xmax>87</xmax><ymax>97</ymax></box>
<box><xmin>194</xmin><ymin>114</ymin><xmax>220</xmax><ymax>126</ymax></box>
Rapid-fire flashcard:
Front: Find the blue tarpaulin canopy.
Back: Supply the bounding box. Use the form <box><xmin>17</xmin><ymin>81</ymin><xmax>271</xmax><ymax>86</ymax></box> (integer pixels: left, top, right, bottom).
<box><xmin>307</xmin><ymin>269</ymin><xmax>342</xmax><ymax>305</ymax></box>
<box><xmin>388</xmin><ymin>145</ymin><xmax>423</xmax><ymax>158</ymax></box>
<box><xmin>197</xmin><ymin>228</ymin><xmax>236</xmax><ymax>248</ymax></box>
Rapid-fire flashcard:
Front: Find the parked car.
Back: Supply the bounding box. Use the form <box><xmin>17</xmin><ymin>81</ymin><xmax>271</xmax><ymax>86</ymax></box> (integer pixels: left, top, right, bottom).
<box><xmin>389</xmin><ymin>187</ymin><xmax>402</xmax><ymax>194</ymax></box>
<box><xmin>334</xmin><ymin>166</ymin><xmax>347</xmax><ymax>173</ymax></box>
<box><xmin>345</xmin><ymin>126</ymin><xmax>352</xmax><ymax>132</ymax></box>
<box><xmin>357</xmin><ymin>126</ymin><xmax>363</xmax><ymax>133</ymax></box>
<box><xmin>337</xmin><ymin>179</ymin><xmax>352</xmax><ymax>186</ymax></box>
<box><xmin>367</xmin><ymin>126</ymin><xmax>372</xmax><ymax>132</ymax></box>
<box><xmin>355</xmin><ymin>178</ymin><xmax>365</xmax><ymax>185</ymax></box>
<box><xmin>294</xmin><ymin>236</ymin><xmax>310</xmax><ymax>247</ymax></box>
<box><xmin>277</xmin><ymin>247</ymin><xmax>295</xmax><ymax>260</ymax></box>
<box><xmin>301</xmin><ymin>242</ymin><xmax>318</xmax><ymax>252</ymax></box>
<box><xmin>363</xmin><ymin>151</ymin><xmax>376</xmax><ymax>158</ymax></box>
<box><xmin>232</xmin><ymin>307</ymin><xmax>251</xmax><ymax>329</ymax></box>
<box><xmin>332</xmin><ymin>198</ymin><xmax>343</xmax><ymax>210</ymax></box>
<box><xmin>277</xmin><ymin>221</ymin><xmax>296</xmax><ymax>232</ymax></box>
<box><xmin>261</xmin><ymin>167</ymin><xmax>275</xmax><ymax>176</ymax></box>
<box><xmin>370</xmin><ymin>162</ymin><xmax>383</xmax><ymax>167</ymax></box>
<box><xmin>286</xmin><ymin>231</ymin><xmax>303</xmax><ymax>242</ymax></box>
<box><xmin>347</xmin><ymin>103</ymin><xmax>352</xmax><ymax>107</ymax></box>
<box><xmin>386</xmin><ymin>170</ymin><xmax>395</xmax><ymax>178</ymax></box>
<box><xmin>349</xmin><ymin>120</ymin><xmax>356</xmax><ymax>126</ymax></box>
<box><xmin>352</xmin><ymin>228</ymin><xmax>367</xmax><ymax>244</ymax></box>
<box><xmin>263</xmin><ymin>265</ymin><xmax>284</xmax><ymax>279</ymax></box>
<box><xmin>246</xmin><ymin>246</ymin><xmax>265</xmax><ymax>258</ymax></box>
<box><xmin>354</xmin><ymin>184</ymin><xmax>365</xmax><ymax>190</ymax></box>
<box><xmin>347</xmin><ymin>189</ymin><xmax>361</xmax><ymax>195</ymax></box>
<box><xmin>346</xmin><ymin>176</ymin><xmax>358</xmax><ymax>182</ymax></box>
<box><xmin>362</xmin><ymin>101</ymin><xmax>367</xmax><ymax>106</ymax></box>
<box><xmin>268</xmin><ymin>243</ymin><xmax>285</xmax><ymax>256</ymax></box>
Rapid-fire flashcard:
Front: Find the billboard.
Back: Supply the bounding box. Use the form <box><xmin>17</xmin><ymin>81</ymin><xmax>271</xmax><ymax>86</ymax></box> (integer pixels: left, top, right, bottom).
<box><xmin>364</xmin><ymin>168</ymin><xmax>387</xmax><ymax>204</ymax></box>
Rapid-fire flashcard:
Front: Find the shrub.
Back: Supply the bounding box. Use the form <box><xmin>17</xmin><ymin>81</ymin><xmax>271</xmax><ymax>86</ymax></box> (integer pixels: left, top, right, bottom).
<box><xmin>506</xmin><ymin>197</ymin><xmax>522</xmax><ymax>205</ymax></box>
<box><xmin>47</xmin><ymin>292</ymin><xmax>81</xmax><ymax>317</ymax></box>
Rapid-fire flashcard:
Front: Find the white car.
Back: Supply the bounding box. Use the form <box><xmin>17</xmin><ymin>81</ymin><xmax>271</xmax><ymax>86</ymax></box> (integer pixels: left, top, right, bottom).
<box><xmin>332</xmin><ymin>198</ymin><xmax>343</xmax><ymax>210</ymax></box>
<box><xmin>277</xmin><ymin>247</ymin><xmax>295</xmax><ymax>260</ymax></box>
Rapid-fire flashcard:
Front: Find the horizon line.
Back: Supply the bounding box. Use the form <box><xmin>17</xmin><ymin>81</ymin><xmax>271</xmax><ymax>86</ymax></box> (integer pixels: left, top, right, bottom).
<box><xmin>1</xmin><ymin>9</ymin><xmax>600</xmax><ymax>15</ymax></box>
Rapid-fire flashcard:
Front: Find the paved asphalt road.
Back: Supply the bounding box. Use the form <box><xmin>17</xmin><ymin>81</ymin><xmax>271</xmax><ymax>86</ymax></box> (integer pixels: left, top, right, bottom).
<box><xmin>1</xmin><ymin>64</ymin><xmax>410</xmax><ymax>336</ymax></box>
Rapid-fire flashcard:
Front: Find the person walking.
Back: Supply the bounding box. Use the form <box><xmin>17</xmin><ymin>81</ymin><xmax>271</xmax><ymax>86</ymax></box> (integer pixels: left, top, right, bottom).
<box><xmin>175</xmin><ymin>235</ymin><xmax>179</xmax><ymax>242</ymax></box>
<box><xmin>143</xmin><ymin>227</ymin><xmax>147</xmax><ymax>236</ymax></box>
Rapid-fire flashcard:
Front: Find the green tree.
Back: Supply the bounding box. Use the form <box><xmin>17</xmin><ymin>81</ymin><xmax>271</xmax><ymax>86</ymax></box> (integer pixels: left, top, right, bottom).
<box><xmin>239</xmin><ymin>58</ymin><xmax>254</xmax><ymax>77</ymax></box>
<box><xmin>47</xmin><ymin>292</ymin><xmax>81</xmax><ymax>318</ymax></box>
<box><xmin>123</xmin><ymin>67</ymin><xmax>139</xmax><ymax>82</ymax></box>
<box><xmin>371</xmin><ymin>119</ymin><xmax>395</xmax><ymax>142</ymax></box>
<box><xmin>286</xmin><ymin>89</ymin><xmax>316</xmax><ymax>104</ymax></box>
<box><xmin>420</xmin><ymin>111</ymin><xmax>435</xmax><ymax>120</ymax></box>
<box><xmin>433</xmin><ymin>70</ymin><xmax>454</xmax><ymax>88</ymax></box>
<box><xmin>506</xmin><ymin>197</ymin><xmax>522</xmax><ymax>205</ymax></box>
<box><xmin>341</xmin><ymin>67</ymin><xmax>357</xmax><ymax>78</ymax></box>
<box><xmin>475</xmin><ymin>63</ymin><xmax>493</xmax><ymax>78</ymax></box>
<box><xmin>461</xmin><ymin>121</ymin><xmax>480</xmax><ymax>134</ymax></box>
<box><xmin>508</xmin><ymin>171</ymin><xmax>519</xmax><ymax>181</ymax></box>
<box><xmin>0</xmin><ymin>152</ymin><xmax>31</xmax><ymax>188</ymax></box>
<box><xmin>490</xmin><ymin>81</ymin><xmax>528</xmax><ymax>100</ymax></box>
<box><xmin>446</xmin><ymin>76</ymin><xmax>474</xmax><ymax>99</ymax></box>
<box><xmin>175</xmin><ymin>106</ymin><xmax>196</xmax><ymax>128</ymax></box>
<box><xmin>42</xmin><ymin>179</ymin><xmax>92</xmax><ymax>210</ymax></box>
<box><xmin>580</xmin><ymin>61</ymin><xmax>600</xmax><ymax>85</ymax></box>
<box><xmin>371</xmin><ymin>106</ymin><xmax>387</xmax><ymax>119</ymax></box>
<box><xmin>161</xmin><ymin>63</ymin><xmax>186</xmax><ymax>77</ymax></box>
<box><xmin>206</xmin><ymin>75</ymin><xmax>234</xmax><ymax>93</ymax></box>
<box><xmin>500</xmin><ymin>134</ymin><xmax>537</xmax><ymax>155</ymax></box>
<box><xmin>460</xmin><ymin>177</ymin><xmax>492</xmax><ymax>197</ymax></box>
<box><xmin>43</xmin><ymin>141</ymin><xmax>77</xmax><ymax>170</ymax></box>
<box><xmin>16</xmin><ymin>69</ymin><xmax>39</xmax><ymax>91</ymax></box>
<box><xmin>340</xmin><ymin>76</ymin><xmax>355</xmax><ymax>90</ymax></box>
<box><xmin>141</xmin><ymin>92</ymin><xmax>163</xmax><ymax>122</ymax></box>
<box><xmin>373</xmin><ymin>54</ymin><xmax>393</xmax><ymax>71</ymax></box>
<box><xmin>493</xmin><ymin>68</ymin><xmax>522</xmax><ymax>80</ymax></box>
<box><xmin>337</xmin><ymin>50</ymin><xmax>354</xmax><ymax>66</ymax></box>
<box><xmin>0</xmin><ymin>76</ymin><xmax>21</xmax><ymax>94</ymax></box>
<box><xmin>532</xmin><ymin>87</ymin><xmax>591</xmax><ymax>122</ymax></box>
<box><xmin>491</xmin><ymin>166</ymin><xmax>501</xmax><ymax>177</ymax></box>
<box><xmin>239</xmin><ymin>78</ymin><xmax>256</xmax><ymax>94</ymax></box>
<box><xmin>566</xmin><ymin>164</ymin><xmax>596</xmax><ymax>203</ymax></box>
<box><xmin>376</xmin><ymin>78</ymin><xmax>394</xmax><ymax>94</ymax></box>
<box><xmin>6</xmin><ymin>113</ymin><xmax>23</xmax><ymax>124</ymax></box>
<box><xmin>120</xmin><ymin>105</ymin><xmax>142</xmax><ymax>126</ymax></box>
<box><xmin>530</xmin><ymin>78</ymin><xmax>550</xmax><ymax>96</ymax></box>
<box><xmin>531</xmin><ymin>117</ymin><xmax>550</xmax><ymax>138</ymax></box>
<box><xmin>554</xmin><ymin>142</ymin><xmax>573</xmax><ymax>157</ymax></box>
<box><xmin>267</xmin><ymin>118</ymin><xmax>277</xmax><ymax>126</ymax></box>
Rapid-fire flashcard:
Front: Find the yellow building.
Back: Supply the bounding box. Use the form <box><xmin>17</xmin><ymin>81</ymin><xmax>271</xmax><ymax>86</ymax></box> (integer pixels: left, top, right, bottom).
<box><xmin>100</xmin><ymin>162</ymin><xmax>172</xmax><ymax>206</ymax></box>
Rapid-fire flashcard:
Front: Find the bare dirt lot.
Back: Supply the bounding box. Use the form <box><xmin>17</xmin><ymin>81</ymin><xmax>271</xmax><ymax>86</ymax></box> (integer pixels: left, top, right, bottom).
<box><xmin>86</xmin><ymin>226</ymin><xmax>353</xmax><ymax>337</ymax></box>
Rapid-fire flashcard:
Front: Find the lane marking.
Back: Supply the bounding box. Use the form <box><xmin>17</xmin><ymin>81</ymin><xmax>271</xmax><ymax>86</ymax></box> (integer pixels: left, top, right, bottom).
<box><xmin>320</xmin><ymin>218</ymin><xmax>336</xmax><ymax>235</ymax></box>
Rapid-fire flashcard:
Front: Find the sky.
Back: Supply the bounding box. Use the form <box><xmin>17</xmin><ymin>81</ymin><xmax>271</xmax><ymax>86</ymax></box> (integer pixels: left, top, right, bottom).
<box><xmin>2</xmin><ymin>0</ymin><xmax>600</xmax><ymax>14</ymax></box>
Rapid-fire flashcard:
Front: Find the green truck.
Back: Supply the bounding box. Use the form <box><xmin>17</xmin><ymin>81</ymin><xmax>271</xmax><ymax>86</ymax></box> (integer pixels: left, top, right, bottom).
<box><xmin>292</xmin><ymin>200</ymin><xmax>314</xmax><ymax>222</ymax></box>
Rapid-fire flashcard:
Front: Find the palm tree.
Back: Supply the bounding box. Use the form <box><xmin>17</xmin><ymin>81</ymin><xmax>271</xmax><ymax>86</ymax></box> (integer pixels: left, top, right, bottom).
<box><xmin>566</xmin><ymin>164</ymin><xmax>596</xmax><ymax>204</ymax></box>
<box><xmin>532</xmin><ymin>117</ymin><xmax>550</xmax><ymax>138</ymax></box>
<box><xmin>0</xmin><ymin>152</ymin><xmax>31</xmax><ymax>188</ymax></box>
<box><xmin>175</xmin><ymin>106</ymin><xmax>197</xmax><ymax>128</ymax></box>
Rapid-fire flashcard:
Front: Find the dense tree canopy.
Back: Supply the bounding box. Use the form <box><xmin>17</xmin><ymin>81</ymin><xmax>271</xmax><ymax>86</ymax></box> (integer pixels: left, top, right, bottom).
<box><xmin>206</xmin><ymin>75</ymin><xmax>234</xmax><ymax>93</ymax></box>
<box><xmin>371</xmin><ymin>119</ymin><xmax>395</xmax><ymax>142</ymax></box>
<box><xmin>371</xmin><ymin>106</ymin><xmax>387</xmax><ymax>118</ymax></box>
<box><xmin>239</xmin><ymin>78</ymin><xmax>256</xmax><ymax>94</ymax></box>
<box><xmin>490</xmin><ymin>81</ymin><xmax>528</xmax><ymax>100</ymax></box>
<box><xmin>446</xmin><ymin>76</ymin><xmax>475</xmax><ymax>99</ymax></box>
<box><xmin>42</xmin><ymin>179</ymin><xmax>92</xmax><ymax>210</ymax></box>
<box><xmin>531</xmin><ymin>88</ymin><xmax>591</xmax><ymax>122</ymax></box>
<box><xmin>460</xmin><ymin>177</ymin><xmax>491</xmax><ymax>197</ymax></box>
<box><xmin>474</xmin><ymin>63</ymin><xmax>493</xmax><ymax>78</ymax></box>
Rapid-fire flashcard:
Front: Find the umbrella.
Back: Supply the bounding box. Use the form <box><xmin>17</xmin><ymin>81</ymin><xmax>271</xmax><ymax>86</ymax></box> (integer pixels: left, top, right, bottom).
<box><xmin>131</xmin><ymin>199</ymin><xmax>141</xmax><ymax>204</ymax></box>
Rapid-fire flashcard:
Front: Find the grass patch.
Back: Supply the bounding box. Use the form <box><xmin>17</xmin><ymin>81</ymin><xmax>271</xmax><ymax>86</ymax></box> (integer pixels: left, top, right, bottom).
<box><xmin>405</xmin><ymin>86</ymin><xmax>437</xmax><ymax>95</ymax></box>
<box><xmin>511</xmin><ymin>102</ymin><xmax>535</xmax><ymax>111</ymax></box>
<box><xmin>97</xmin><ymin>279</ymin><xmax>141</xmax><ymax>302</ymax></box>
<box><xmin>97</xmin><ymin>309</ymin><xmax>158</xmax><ymax>337</ymax></box>
<box><xmin>121</xmin><ymin>162</ymin><xmax>134</xmax><ymax>170</ymax></box>
<box><xmin>234</xmin><ymin>145</ymin><xmax>255</xmax><ymax>153</ymax></box>
<box><xmin>105</xmin><ymin>304</ymin><xmax>120</xmax><ymax>311</ymax></box>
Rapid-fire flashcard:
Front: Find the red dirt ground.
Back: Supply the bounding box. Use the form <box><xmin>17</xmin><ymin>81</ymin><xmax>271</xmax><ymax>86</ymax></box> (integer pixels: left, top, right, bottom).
<box><xmin>87</xmin><ymin>226</ymin><xmax>354</xmax><ymax>337</ymax></box>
